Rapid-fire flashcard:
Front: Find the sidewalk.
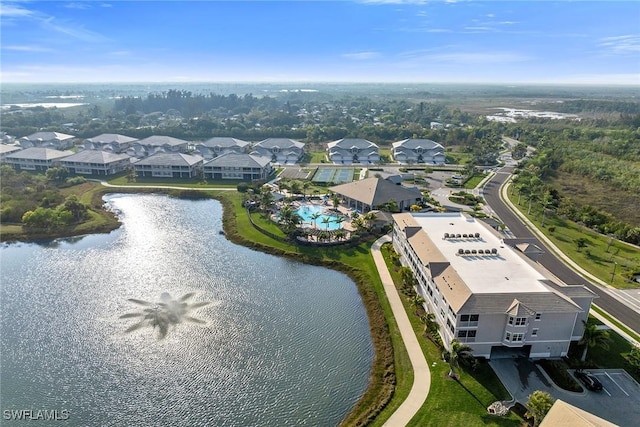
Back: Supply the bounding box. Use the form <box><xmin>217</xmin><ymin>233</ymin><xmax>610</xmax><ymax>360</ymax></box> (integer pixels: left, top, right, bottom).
<box><xmin>371</xmin><ymin>235</ymin><xmax>431</xmax><ymax>427</ymax></box>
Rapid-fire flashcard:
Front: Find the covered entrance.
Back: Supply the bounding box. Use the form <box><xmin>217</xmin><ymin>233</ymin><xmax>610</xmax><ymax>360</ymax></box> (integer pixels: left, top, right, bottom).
<box><xmin>490</xmin><ymin>345</ymin><xmax>531</xmax><ymax>359</ymax></box>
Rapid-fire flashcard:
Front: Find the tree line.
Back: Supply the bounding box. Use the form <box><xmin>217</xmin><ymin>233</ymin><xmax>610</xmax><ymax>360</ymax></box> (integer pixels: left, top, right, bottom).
<box><xmin>0</xmin><ymin>166</ymin><xmax>91</xmax><ymax>232</ymax></box>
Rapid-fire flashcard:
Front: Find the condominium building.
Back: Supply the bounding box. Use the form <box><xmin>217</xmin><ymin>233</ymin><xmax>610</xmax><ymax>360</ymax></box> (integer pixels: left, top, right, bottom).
<box><xmin>392</xmin><ymin>212</ymin><xmax>596</xmax><ymax>359</ymax></box>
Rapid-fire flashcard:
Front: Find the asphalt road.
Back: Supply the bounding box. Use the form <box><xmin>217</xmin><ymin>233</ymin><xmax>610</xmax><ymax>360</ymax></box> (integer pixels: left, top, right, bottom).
<box><xmin>483</xmin><ymin>166</ymin><xmax>640</xmax><ymax>336</ymax></box>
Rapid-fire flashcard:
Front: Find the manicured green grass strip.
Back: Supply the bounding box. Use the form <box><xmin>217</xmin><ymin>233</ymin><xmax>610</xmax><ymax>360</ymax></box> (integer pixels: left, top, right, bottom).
<box><xmin>591</xmin><ymin>305</ymin><xmax>640</xmax><ymax>343</ymax></box>
<box><xmin>464</xmin><ymin>173</ymin><xmax>487</xmax><ymax>189</ymax></box>
<box><xmin>378</xmin><ymin>244</ymin><xmax>523</xmax><ymax>427</ymax></box>
<box><xmin>108</xmin><ymin>175</ymin><xmax>239</xmax><ymax>188</ymax></box>
<box><xmin>307</xmin><ymin>151</ymin><xmax>327</xmax><ymax>163</ymax></box>
<box><xmin>506</xmin><ymin>187</ymin><xmax>640</xmax><ymax>290</ymax></box>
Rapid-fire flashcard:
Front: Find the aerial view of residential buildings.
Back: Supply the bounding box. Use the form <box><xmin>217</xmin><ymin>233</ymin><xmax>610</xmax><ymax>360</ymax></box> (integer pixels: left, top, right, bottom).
<box><xmin>1</xmin><ymin>1</ymin><xmax>639</xmax><ymax>427</ymax></box>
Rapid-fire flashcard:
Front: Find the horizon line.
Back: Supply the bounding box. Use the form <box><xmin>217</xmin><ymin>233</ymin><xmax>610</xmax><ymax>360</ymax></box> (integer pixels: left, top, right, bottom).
<box><xmin>2</xmin><ymin>80</ymin><xmax>640</xmax><ymax>87</ymax></box>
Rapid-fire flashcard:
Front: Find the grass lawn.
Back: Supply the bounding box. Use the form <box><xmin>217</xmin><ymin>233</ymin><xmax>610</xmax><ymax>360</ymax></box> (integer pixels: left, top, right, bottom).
<box><xmin>565</xmin><ymin>317</ymin><xmax>640</xmax><ymax>382</ymax></box>
<box><xmin>507</xmin><ymin>187</ymin><xmax>640</xmax><ymax>291</ymax></box>
<box><xmin>445</xmin><ymin>151</ymin><xmax>473</xmax><ymax>165</ymax></box>
<box><xmin>464</xmin><ymin>173</ymin><xmax>488</xmax><ymax>189</ymax></box>
<box><xmin>379</xmin><ymin>148</ymin><xmax>393</xmax><ymax>163</ymax></box>
<box><xmin>249</xmin><ymin>211</ymin><xmax>287</xmax><ymax>237</ymax></box>
<box><xmin>108</xmin><ymin>175</ymin><xmax>240</xmax><ymax>188</ymax></box>
<box><xmin>378</xmin><ymin>244</ymin><xmax>523</xmax><ymax>427</ymax></box>
<box><xmin>307</xmin><ymin>151</ymin><xmax>328</xmax><ymax>163</ymax></box>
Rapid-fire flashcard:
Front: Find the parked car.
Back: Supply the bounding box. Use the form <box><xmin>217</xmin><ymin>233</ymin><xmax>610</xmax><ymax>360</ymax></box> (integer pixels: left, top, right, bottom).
<box><xmin>575</xmin><ymin>369</ymin><xmax>603</xmax><ymax>391</ymax></box>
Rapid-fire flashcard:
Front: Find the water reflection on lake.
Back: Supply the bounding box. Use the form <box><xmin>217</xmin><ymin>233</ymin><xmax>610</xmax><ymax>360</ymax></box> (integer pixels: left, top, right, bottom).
<box><xmin>0</xmin><ymin>194</ymin><xmax>373</xmax><ymax>426</ymax></box>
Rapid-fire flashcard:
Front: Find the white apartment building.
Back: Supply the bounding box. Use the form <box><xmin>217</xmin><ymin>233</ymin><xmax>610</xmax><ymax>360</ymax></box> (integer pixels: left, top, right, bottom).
<box><xmin>392</xmin><ymin>212</ymin><xmax>596</xmax><ymax>359</ymax></box>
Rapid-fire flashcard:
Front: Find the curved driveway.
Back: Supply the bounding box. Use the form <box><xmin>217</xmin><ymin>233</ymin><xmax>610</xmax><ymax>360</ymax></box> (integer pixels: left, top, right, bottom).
<box><xmin>482</xmin><ymin>167</ymin><xmax>640</xmax><ymax>336</ymax></box>
<box><xmin>371</xmin><ymin>235</ymin><xmax>431</xmax><ymax>427</ymax></box>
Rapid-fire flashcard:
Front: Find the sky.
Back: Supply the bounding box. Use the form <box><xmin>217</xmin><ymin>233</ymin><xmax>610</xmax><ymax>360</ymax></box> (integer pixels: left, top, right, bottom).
<box><xmin>1</xmin><ymin>0</ymin><xmax>639</xmax><ymax>85</ymax></box>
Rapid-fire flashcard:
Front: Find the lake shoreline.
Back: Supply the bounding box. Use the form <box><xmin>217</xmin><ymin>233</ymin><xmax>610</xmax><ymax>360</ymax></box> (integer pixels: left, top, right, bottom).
<box><xmin>1</xmin><ymin>187</ymin><xmax>395</xmax><ymax>426</ymax></box>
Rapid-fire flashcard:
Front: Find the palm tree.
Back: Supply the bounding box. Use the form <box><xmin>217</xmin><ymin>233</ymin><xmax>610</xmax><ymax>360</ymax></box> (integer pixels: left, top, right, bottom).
<box><xmin>331</xmin><ymin>192</ymin><xmax>341</xmax><ymax>210</ymax></box>
<box><xmin>411</xmin><ymin>294</ymin><xmax>425</xmax><ymax>315</ymax></box>
<box><xmin>525</xmin><ymin>390</ymin><xmax>554</xmax><ymax>427</ymax></box>
<box><xmin>334</xmin><ymin>229</ymin><xmax>346</xmax><ymax>241</ymax></box>
<box><xmin>398</xmin><ymin>266</ymin><xmax>416</xmax><ymax>287</ymax></box>
<box><xmin>352</xmin><ymin>216</ymin><xmax>366</xmax><ymax>232</ymax></box>
<box><xmin>321</xmin><ymin>216</ymin><xmax>332</xmax><ymax>231</ymax></box>
<box><xmin>579</xmin><ymin>320</ymin><xmax>611</xmax><ymax>362</ymax></box>
<box><xmin>333</xmin><ymin>216</ymin><xmax>345</xmax><ymax>229</ymax></box>
<box><xmin>421</xmin><ymin>313</ymin><xmax>439</xmax><ymax>335</ymax></box>
<box><xmin>363</xmin><ymin>211</ymin><xmax>377</xmax><ymax>230</ymax></box>
<box><xmin>302</xmin><ymin>181</ymin><xmax>311</xmax><ymax>199</ymax></box>
<box><xmin>259</xmin><ymin>186</ymin><xmax>275</xmax><ymax>213</ymax></box>
<box><xmin>442</xmin><ymin>339</ymin><xmax>476</xmax><ymax>379</ymax></box>
<box><xmin>540</xmin><ymin>190</ymin><xmax>555</xmax><ymax>227</ymax></box>
<box><xmin>289</xmin><ymin>180</ymin><xmax>302</xmax><ymax>197</ymax></box>
<box><xmin>310</xmin><ymin>212</ymin><xmax>321</xmax><ymax>229</ymax></box>
<box><xmin>277</xmin><ymin>204</ymin><xmax>302</xmax><ymax>234</ymax></box>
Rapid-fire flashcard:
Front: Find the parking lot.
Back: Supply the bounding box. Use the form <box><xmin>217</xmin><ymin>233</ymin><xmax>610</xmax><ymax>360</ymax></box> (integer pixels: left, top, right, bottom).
<box><xmin>490</xmin><ymin>359</ymin><xmax>640</xmax><ymax>426</ymax></box>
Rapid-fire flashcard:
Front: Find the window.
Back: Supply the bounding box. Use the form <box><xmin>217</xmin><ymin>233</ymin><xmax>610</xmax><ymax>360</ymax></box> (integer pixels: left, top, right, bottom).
<box><xmin>467</xmin><ymin>330</ymin><xmax>476</xmax><ymax>338</ymax></box>
<box><xmin>515</xmin><ymin>317</ymin><xmax>527</xmax><ymax>326</ymax></box>
<box><xmin>535</xmin><ymin>313</ymin><xmax>542</xmax><ymax>321</ymax></box>
<box><xmin>512</xmin><ymin>333</ymin><xmax>524</xmax><ymax>342</ymax></box>
<box><xmin>458</xmin><ymin>331</ymin><xmax>467</xmax><ymax>338</ymax></box>
<box><xmin>470</xmin><ymin>314</ymin><xmax>479</xmax><ymax>322</ymax></box>
<box><xmin>460</xmin><ymin>314</ymin><xmax>470</xmax><ymax>322</ymax></box>
<box><xmin>508</xmin><ymin>316</ymin><xmax>513</xmax><ymax>325</ymax></box>
<box><xmin>532</xmin><ymin>329</ymin><xmax>539</xmax><ymax>337</ymax></box>
<box><xmin>505</xmin><ymin>332</ymin><xmax>511</xmax><ymax>341</ymax></box>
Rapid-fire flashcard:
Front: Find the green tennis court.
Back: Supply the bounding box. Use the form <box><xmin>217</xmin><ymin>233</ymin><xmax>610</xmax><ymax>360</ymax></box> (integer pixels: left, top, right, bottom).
<box><xmin>312</xmin><ymin>168</ymin><xmax>355</xmax><ymax>184</ymax></box>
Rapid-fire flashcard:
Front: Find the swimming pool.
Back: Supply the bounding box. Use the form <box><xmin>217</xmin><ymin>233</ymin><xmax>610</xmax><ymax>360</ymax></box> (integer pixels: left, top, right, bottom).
<box><xmin>296</xmin><ymin>204</ymin><xmax>344</xmax><ymax>230</ymax></box>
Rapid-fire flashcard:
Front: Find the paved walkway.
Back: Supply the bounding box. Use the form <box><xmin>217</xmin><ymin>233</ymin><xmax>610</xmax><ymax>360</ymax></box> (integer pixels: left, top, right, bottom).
<box><xmin>97</xmin><ymin>181</ymin><xmax>236</xmax><ymax>191</ymax></box>
<box><xmin>371</xmin><ymin>235</ymin><xmax>431</xmax><ymax>427</ymax></box>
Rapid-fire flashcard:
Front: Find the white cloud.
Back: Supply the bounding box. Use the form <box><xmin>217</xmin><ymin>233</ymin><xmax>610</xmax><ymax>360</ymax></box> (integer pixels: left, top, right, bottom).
<box><xmin>41</xmin><ymin>16</ymin><xmax>109</xmax><ymax>42</ymax></box>
<box><xmin>359</xmin><ymin>0</ymin><xmax>428</xmax><ymax>4</ymax></box>
<box><xmin>0</xmin><ymin>3</ymin><xmax>34</xmax><ymax>17</ymax></box>
<box><xmin>464</xmin><ymin>26</ymin><xmax>495</xmax><ymax>32</ymax></box>
<box><xmin>342</xmin><ymin>51</ymin><xmax>381</xmax><ymax>60</ymax></box>
<box><xmin>3</xmin><ymin>45</ymin><xmax>53</xmax><ymax>52</ymax></box>
<box><xmin>108</xmin><ymin>50</ymin><xmax>132</xmax><ymax>56</ymax></box>
<box><xmin>1</xmin><ymin>2</ymin><xmax>108</xmax><ymax>42</ymax></box>
<box><xmin>598</xmin><ymin>35</ymin><xmax>640</xmax><ymax>55</ymax></box>
<box><xmin>400</xmin><ymin>50</ymin><xmax>531</xmax><ymax>65</ymax></box>
<box><xmin>64</xmin><ymin>2</ymin><xmax>91</xmax><ymax>10</ymax></box>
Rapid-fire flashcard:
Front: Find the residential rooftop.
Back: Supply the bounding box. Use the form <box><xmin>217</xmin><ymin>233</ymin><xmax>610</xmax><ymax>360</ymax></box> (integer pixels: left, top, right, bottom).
<box><xmin>395</xmin><ymin>212</ymin><xmax>550</xmax><ymax>295</ymax></box>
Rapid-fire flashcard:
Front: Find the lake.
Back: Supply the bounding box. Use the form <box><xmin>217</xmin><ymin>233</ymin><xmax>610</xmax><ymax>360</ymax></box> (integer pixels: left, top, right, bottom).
<box><xmin>0</xmin><ymin>194</ymin><xmax>373</xmax><ymax>426</ymax></box>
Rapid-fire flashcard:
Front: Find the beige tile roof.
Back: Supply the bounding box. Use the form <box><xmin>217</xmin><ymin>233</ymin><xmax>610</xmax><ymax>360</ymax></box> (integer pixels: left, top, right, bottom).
<box><xmin>541</xmin><ymin>399</ymin><xmax>618</xmax><ymax>427</ymax></box>
<box><xmin>330</xmin><ymin>178</ymin><xmax>422</xmax><ymax>207</ymax></box>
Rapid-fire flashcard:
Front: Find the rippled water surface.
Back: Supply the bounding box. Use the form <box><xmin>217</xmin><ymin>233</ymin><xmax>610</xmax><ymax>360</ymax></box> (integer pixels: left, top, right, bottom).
<box><xmin>1</xmin><ymin>194</ymin><xmax>373</xmax><ymax>426</ymax></box>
